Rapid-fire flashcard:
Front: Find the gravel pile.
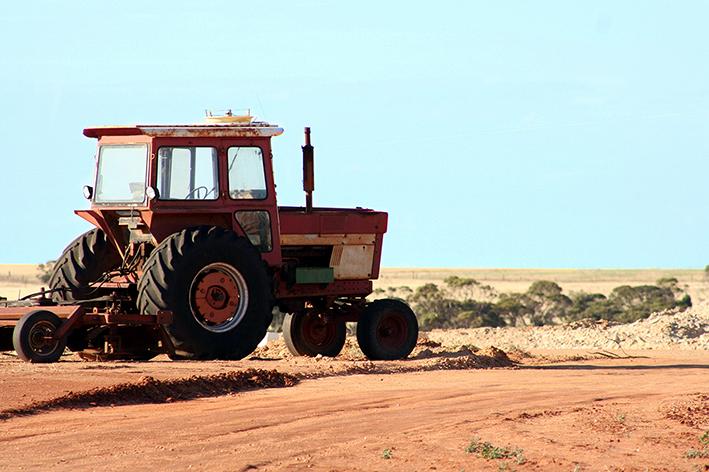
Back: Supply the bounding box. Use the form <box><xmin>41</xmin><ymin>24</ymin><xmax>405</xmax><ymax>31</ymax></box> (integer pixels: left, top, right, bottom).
<box><xmin>428</xmin><ymin>307</ymin><xmax>709</xmax><ymax>351</ymax></box>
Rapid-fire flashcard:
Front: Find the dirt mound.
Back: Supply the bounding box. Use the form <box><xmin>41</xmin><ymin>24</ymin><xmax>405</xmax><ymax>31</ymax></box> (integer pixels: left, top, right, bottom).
<box><xmin>252</xmin><ymin>333</ymin><xmax>515</xmax><ymax>375</ymax></box>
<box><xmin>0</xmin><ymin>368</ymin><xmax>298</xmax><ymax>421</ymax></box>
<box><xmin>432</xmin><ymin>346</ymin><xmax>514</xmax><ymax>369</ymax></box>
<box><xmin>416</xmin><ymin>335</ymin><xmax>442</xmax><ymax>349</ymax></box>
<box><xmin>252</xmin><ymin>333</ymin><xmax>450</xmax><ymax>361</ymax></box>
<box><xmin>338</xmin><ymin>346</ymin><xmax>514</xmax><ymax>373</ymax></box>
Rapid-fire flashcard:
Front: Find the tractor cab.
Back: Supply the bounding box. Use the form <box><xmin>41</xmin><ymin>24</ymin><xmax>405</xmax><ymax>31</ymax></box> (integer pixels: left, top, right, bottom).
<box><xmin>80</xmin><ymin>113</ymin><xmax>284</xmax><ymax>265</ymax></box>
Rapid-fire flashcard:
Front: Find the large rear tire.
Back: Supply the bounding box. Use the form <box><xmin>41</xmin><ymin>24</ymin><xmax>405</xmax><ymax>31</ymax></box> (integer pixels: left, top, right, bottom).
<box><xmin>356</xmin><ymin>299</ymin><xmax>418</xmax><ymax>360</ymax></box>
<box><xmin>283</xmin><ymin>312</ymin><xmax>346</xmax><ymax>357</ymax></box>
<box><xmin>48</xmin><ymin>228</ymin><xmax>122</xmax><ymax>302</ymax></box>
<box><xmin>137</xmin><ymin>226</ymin><xmax>272</xmax><ymax>360</ymax></box>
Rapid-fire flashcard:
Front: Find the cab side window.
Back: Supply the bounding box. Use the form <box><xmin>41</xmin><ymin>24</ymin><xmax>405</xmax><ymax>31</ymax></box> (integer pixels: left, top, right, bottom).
<box><xmin>228</xmin><ymin>147</ymin><xmax>267</xmax><ymax>199</ymax></box>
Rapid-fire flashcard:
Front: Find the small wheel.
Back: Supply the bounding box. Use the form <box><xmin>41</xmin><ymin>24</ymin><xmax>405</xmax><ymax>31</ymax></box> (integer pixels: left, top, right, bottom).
<box><xmin>283</xmin><ymin>312</ymin><xmax>346</xmax><ymax>357</ymax></box>
<box><xmin>13</xmin><ymin>310</ymin><xmax>67</xmax><ymax>363</ymax></box>
<box><xmin>356</xmin><ymin>299</ymin><xmax>418</xmax><ymax>360</ymax></box>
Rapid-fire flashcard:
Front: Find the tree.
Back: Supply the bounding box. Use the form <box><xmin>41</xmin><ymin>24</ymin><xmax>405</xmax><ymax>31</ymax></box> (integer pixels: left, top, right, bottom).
<box><xmin>36</xmin><ymin>260</ymin><xmax>56</xmax><ymax>284</ymax></box>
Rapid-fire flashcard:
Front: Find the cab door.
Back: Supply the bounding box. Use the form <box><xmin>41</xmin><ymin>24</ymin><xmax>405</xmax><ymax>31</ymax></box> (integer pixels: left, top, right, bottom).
<box><xmin>220</xmin><ymin>137</ymin><xmax>281</xmax><ymax>267</ymax></box>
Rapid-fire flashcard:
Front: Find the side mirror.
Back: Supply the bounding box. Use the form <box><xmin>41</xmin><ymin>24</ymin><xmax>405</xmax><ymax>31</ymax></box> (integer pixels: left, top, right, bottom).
<box><xmin>82</xmin><ymin>185</ymin><xmax>93</xmax><ymax>200</ymax></box>
<box><xmin>145</xmin><ymin>186</ymin><xmax>159</xmax><ymax>200</ymax></box>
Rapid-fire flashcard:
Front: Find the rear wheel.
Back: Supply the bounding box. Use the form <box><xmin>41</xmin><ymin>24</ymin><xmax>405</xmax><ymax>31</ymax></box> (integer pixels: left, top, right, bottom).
<box><xmin>356</xmin><ymin>299</ymin><xmax>418</xmax><ymax>360</ymax></box>
<box><xmin>48</xmin><ymin>228</ymin><xmax>122</xmax><ymax>302</ymax></box>
<box><xmin>13</xmin><ymin>310</ymin><xmax>66</xmax><ymax>363</ymax></box>
<box><xmin>283</xmin><ymin>312</ymin><xmax>346</xmax><ymax>357</ymax></box>
<box><xmin>137</xmin><ymin>226</ymin><xmax>272</xmax><ymax>360</ymax></box>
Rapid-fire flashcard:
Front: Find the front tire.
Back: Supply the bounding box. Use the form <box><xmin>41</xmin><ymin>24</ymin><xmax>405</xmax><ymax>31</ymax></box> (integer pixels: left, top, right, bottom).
<box><xmin>283</xmin><ymin>312</ymin><xmax>346</xmax><ymax>357</ymax></box>
<box><xmin>137</xmin><ymin>226</ymin><xmax>272</xmax><ymax>360</ymax></box>
<box><xmin>356</xmin><ymin>299</ymin><xmax>418</xmax><ymax>360</ymax></box>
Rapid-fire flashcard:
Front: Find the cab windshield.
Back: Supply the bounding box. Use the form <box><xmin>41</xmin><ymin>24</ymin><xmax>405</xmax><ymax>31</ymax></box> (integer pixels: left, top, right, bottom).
<box><xmin>95</xmin><ymin>144</ymin><xmax>148</xmax><ymax>203</ymax></box>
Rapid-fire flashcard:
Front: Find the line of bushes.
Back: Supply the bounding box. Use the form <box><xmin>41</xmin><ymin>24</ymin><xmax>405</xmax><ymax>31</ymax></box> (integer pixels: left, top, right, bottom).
<box><xmin>373</xmin><ymin>277</ymin><xmax>691</xmax><ymax>330</ymax></box>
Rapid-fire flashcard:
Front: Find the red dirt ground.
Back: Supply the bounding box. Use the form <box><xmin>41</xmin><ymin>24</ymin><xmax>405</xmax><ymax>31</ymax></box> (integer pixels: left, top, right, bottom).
<box><xmin>0</xmin><ymin>349</ymin><xmax>708</xmax><ymax>471</ymax></box>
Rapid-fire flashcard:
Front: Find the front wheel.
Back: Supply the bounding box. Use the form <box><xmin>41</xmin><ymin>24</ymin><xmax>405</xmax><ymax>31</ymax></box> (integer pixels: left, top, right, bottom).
<box><xmin>283</xmin><ymin>312</ymin><xmax>346</xmax><ymax>357</ymax></box>
<box><xmin>356</xmin><ymin>299</ymin><xmax>418</xmax><ymax>360</ymax></box>
<box><xmin>13</xmin><ymin>310</ymin><xmax>67</xmax><ymax>363</ymax></box>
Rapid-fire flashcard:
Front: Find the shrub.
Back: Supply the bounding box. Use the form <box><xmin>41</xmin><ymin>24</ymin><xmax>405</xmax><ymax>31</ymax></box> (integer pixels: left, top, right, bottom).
<box><xmin>444</xmin><ymin>276</ymin><xmax>479</xmax><ymax>288</ymax></box>
<box><xmin>527</xmin><ymin>280</ymin><xmax>563</xmax><ymax>298</ymax></box>
<box><xmin>495</xmin><ymin>293</ymin><xmax>534</xmax><ymax>325</ymax></box>
<box><xmin>608</xmin><ymin>284</ymin><xmax>679</xmax><ymax>322</ymax></box>
<box><xmin>269</xmin><ymin>307</ymin><xmax>285</xmax><ymax>332</ymax></box>
<box><xmin>455</xmin><ymin>301</ymin><xmax>506</xmax><ymax>328</ymax></box>
<box><xmin>565</xmin><ymin>292</ymin><xmax>621</xmax><ymax>321</ymax></box>
<box><xmin>393</xmin><ymin>276</ymin><xmax>692</xmax><ymax>330</ymax></box>
<box><xmin>36</xmin><ymin>260</ymin><xmax>56</xmax><ymax>284</ymax></box>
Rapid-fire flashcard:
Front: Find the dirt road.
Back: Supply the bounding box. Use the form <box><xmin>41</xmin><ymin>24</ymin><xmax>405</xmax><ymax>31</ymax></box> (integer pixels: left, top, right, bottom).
<box><xmin>1</xmin><ymin>350</ymin><xmax>708</xmax><ymax>471</ymax></box>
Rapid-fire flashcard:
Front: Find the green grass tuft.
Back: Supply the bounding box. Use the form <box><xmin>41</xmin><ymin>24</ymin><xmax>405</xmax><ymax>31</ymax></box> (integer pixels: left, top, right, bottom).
<box><xmin>465</xmin><ymin>437</ymin><xmax>525</xmax><ymax>464</ymax></box>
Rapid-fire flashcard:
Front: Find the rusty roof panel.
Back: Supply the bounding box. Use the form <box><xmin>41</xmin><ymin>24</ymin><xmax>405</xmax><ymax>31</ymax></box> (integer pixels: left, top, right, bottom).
<box><xmin>83</xmin><ymin>122</ymin><xmax>284</xmax><ymax>139</ymax></box>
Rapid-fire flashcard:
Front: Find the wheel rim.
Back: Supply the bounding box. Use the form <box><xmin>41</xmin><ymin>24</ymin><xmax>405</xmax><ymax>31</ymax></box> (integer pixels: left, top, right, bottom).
<box><xmin>375</xmin><ymin>311</ymin><xmax>408</xmax><ymax>351</ymax></box>
<box><xmin>300</xmin><ymin>313</ymin><xmax>338</xmax><ymax>350</ymax></box>
<box><xmin>189</xmin><ymin>263</ymin><xmax>249</xmax><ymax>333</ymax></box>
<box><xmin>28</xmin><ymin>320</ymin><xmax>60</xmax><ymax>356</ymax></box>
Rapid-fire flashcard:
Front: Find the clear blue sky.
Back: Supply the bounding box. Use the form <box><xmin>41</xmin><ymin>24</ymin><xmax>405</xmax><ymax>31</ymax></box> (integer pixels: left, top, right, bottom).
<box><xmin>1</xmin><ymin>1</ymin><xmax>708</xmax><ymax>268</ymax></box>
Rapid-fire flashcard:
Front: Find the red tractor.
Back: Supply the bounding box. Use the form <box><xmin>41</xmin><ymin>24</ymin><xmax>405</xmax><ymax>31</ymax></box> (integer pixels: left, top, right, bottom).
<box><xmin>0</xmin><ymin>113</ymin><xmax>418</xmax><ymax>362</ymax></box>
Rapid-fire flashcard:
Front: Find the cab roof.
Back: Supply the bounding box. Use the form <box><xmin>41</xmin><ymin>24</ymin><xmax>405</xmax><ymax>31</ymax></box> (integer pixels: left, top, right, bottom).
<box><xmin>83</xmin><ymin>121</ymin><xmax>284</xmax><ymax>139</ymax></box>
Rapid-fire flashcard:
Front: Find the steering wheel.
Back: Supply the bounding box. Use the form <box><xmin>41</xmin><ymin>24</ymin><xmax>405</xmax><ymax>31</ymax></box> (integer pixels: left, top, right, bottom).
<box><xmin>184</xmin><ymin>186</ymin><xmax>210</xmax><ymax>200</ymax></box>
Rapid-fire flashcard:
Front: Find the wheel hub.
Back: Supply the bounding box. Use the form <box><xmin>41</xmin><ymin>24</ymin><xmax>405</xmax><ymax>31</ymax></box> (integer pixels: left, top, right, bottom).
<box><xmin>302</xmin><ymin>313</ymin><xmax>335</xmax><ymax>347</ymax></box>
<box><xmin>376</xmin><ymin>312</ymin><xmax>407</xmax><ymax>348</ymax></box>
<box><xmin>28</xmin><ymin>321</ymin><xmax>59</xmax><ymax>355</ymax></box>
<box><xmin>190</xmin><ymin>263</ymin><xmax>248</xmax><ymax>331</ymax></box>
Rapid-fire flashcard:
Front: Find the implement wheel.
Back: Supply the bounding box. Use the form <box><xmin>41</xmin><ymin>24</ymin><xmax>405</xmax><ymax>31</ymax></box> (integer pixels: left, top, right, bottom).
<box><xmin>13</xmin><ymin>310</ymin><xmax>67</xmax><ymax>363</ymax></box>
<box><xmin>48</xmin><ymin>228</ymin><xmax>122</xmax><ymax>302</ymax></box>
<box><xmin>356</xmin><ymin>299</ymin><xmax>418</xmax><ymax>360</ymax></box>
<box><xmin>283</xmin><ymin>312</ymin><xmax>346</xmax><ymax>357</ymax></box>
<box><xmin>137</xmin><ymin>226</ymin><xmax>272</xmax><ymax>360</ymax></box>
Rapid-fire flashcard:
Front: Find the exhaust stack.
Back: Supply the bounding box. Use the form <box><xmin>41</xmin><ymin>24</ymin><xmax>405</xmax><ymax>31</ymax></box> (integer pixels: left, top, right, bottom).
<box><xmin>302</xmin><ymin>127</ymin><xmax>314</xmax><ymax>213</ymax></box>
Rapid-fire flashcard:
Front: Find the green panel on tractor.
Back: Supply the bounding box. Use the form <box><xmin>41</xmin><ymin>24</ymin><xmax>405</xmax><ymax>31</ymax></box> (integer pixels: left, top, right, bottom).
<box><xmin>295</xmin><ymin>267</ymin><xmax>334</xmax><ymax>284</ymax></box>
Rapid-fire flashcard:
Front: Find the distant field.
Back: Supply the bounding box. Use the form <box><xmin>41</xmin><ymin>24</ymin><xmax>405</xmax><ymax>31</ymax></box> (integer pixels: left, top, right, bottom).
<box><xmin>375</xmin><ymin>267</ymin><xmax>709</xmax><ymax>306</ymax></box>
<box><xmin>2</xmin><ymin>264</ymin><xmax>707</xmax><ymax>305</ymax></box>
<box><xmin>0</xmin><ymin>264</ymin><xmax>42</xmax><ymax>299</ymax></box>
